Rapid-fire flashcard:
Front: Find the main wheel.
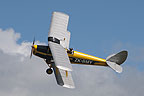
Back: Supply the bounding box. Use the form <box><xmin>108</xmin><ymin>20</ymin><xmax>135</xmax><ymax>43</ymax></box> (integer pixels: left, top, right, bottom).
<box><xmin>46</xmin><ymin>68</ymin><xmax>53</xmax><ymax>74</ymax></box>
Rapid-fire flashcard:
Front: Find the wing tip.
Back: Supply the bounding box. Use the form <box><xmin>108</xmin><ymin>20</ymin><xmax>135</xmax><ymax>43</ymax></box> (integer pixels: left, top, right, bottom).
<box><xmin>53</xmin><ymin>11</ymin><xmax>69</xmax><ymax>17</ymax></box>
<box><xmin>57</xmin><ymin>65</ymin><xmax>72</xmax><ymax>71</ymax></box>
<box><xmin>63</xmin><ymin>84</ymin><xmax>75</xmax><ymax>89</ymax></box>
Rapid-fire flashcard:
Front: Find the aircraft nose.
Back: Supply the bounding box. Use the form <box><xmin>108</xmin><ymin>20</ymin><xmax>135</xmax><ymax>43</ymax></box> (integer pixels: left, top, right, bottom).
<box><xmin>31</xmin><ymin>45</ymin><xmax>37</xmax><ymax>52</ymax></box>
<box><xmin>33</xmin><ymin>45</ymin><xmax>37</xmax><ymax>49</ymax></box>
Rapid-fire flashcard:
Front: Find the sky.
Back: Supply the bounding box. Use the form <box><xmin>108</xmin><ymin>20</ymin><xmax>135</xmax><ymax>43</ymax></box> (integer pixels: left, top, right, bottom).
<box><xmin>0</xmin><ymin>0</ymin><xmax>144</xmax><ymax>96</ymax></box>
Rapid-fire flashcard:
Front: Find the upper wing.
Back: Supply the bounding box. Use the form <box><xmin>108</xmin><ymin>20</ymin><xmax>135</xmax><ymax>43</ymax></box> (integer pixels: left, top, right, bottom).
<box><xmin>52</xmin><ymin>63</ymin><xmax>75</xmax><ymax>88</ymax></box>
<box><xmin>49</xmin><ymin>42</ymin><xmax>72</xmax><ymax>71</ymax></box>
<box><xmin>60</xmin><ymin>31</ymin><xmax>70</xmax><ymax>49</ymax></box>
<box><xmin>48</xmin><ymin>12</ymin><xmax>72</xmax><ymax>71</ymax></box>
<box><xmin>48</xmin><ymin>12</ymin><xmax>70</xmax><ymax>49</ymax></box>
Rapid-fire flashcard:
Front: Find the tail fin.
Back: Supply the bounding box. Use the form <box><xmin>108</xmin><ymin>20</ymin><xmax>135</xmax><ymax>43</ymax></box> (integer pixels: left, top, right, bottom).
<box><xmin>106</xmin><ymin>51</ymin><xmax>128</xmax><ymax>73</ymax></box>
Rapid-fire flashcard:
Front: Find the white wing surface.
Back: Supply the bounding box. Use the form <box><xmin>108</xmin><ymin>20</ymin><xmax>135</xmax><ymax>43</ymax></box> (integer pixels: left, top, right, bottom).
<box><xmin>49</xmin><ymin>42</ymin><xmax>72</xmax><ymax>71</ymax></box>
<box><xmin>60</xmin><ymin>31</ymin><xmax>70</xmax><ymax>49</ymax></box>
<box><xmin>48</xmin><ymin>12</ymin><xmax>74</xmax><ymax>88</ymax></box>
<box><xmin>48</xmin><ymin>12</ymin><xmax>70</xmax><ymax>49</ymax></box>
<box><xmin>52</xmin><ymin>63</ymin><xmax>75</xmax><ymax>88</ymax></box>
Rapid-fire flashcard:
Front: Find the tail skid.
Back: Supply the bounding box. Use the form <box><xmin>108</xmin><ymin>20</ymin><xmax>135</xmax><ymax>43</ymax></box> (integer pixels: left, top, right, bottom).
<box><xmin>106</xmin><ymin>51</ymin><xmax>128</xmax><ymax>73</ymax></box>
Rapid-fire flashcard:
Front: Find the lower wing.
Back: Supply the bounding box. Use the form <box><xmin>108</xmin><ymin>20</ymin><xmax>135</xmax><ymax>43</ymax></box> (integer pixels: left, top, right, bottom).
<box><xmin>52</xmin><ymin>63</ymin><xmax>75</xmax><ymax>88</ymax></box>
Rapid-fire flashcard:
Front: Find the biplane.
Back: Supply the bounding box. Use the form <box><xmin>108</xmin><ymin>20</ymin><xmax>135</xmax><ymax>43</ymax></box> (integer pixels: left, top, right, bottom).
<box><xmin>30</xmin><ymin>12</ymin><xmax>128</xmax><ymax>88</ymax></box>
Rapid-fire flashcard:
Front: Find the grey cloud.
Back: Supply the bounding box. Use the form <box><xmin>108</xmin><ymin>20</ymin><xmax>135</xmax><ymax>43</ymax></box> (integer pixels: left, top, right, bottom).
<box><xmin>110</xmin><ymin>42</ymin><xmax>144</xmax><ymax>62</ymax></box>
<box><xmin>0</xmin><ymin>28</ymin><xmax>144</xmax><ymax>96</ymax></box>
<box><xmin>1</xmin><ymin>51</ymin><xmax>144</xmax><ymax>96</ymax></box>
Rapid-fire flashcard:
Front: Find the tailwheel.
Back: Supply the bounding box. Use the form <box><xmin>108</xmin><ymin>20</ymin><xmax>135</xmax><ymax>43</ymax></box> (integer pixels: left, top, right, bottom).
<box><xmin>46</xmin><ymin>68</ymin><xmax>53</xmax><ymax>75</ymax></box>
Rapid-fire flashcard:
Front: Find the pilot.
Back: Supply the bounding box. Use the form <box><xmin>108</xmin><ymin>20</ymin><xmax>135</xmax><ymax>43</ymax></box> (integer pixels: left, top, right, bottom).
<box><xmin>67</xmin><ymin>48</ymin><xmax>74</xmax><ymax>54</ymax></box>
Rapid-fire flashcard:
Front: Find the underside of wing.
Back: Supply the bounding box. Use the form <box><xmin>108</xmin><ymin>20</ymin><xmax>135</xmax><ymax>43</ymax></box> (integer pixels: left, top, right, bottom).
<box><xmin>49</xmin><ymin>42</ymin><xmax>72</xmax><ymax>71</ymax></box>
<box><xmin>48</xmin><ymin>12</ymin><xmax>69</xmax><ymax>40</ymax></box>
<box><xmin>52</xmin><ymin>63</ymin><xmax>75</xmax><ymax>88</ymax></box>
<box><xmin>48</xmin><ymin>12</ymin><xmax>70</xmax><ymax>49</ymax></box>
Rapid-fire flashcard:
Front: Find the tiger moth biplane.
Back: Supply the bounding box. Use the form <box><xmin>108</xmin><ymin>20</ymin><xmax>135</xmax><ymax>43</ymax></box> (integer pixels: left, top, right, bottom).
<box><xmin>30</xmin><ymin>12</ymin><xmax>128</xmax><ymax>88</ymax></box>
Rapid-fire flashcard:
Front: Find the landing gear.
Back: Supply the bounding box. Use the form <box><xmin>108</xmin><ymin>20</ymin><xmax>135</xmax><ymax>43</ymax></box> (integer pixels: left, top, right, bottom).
<box><xmin>45</xmin><ymin>59</ymin><xmax>53</xmax><ymax>75</ymax></box>
<box><xmin>46</xmin><ymin>68</ymin><xmax>53</xmax><ymax>74</ymax></box>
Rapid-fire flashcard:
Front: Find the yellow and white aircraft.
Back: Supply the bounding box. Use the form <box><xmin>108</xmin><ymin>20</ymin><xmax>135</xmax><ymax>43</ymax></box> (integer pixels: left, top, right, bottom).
<box><xmin>30</xmin><ymin>12</ymin><xmax>128</xmax><ymax>88</ymax></box>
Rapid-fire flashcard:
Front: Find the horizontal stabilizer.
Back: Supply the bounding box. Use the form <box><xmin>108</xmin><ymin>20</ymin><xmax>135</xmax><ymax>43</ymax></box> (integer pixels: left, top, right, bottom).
<box><xmin>106</xmin><ymin>51</ymin><xmax>128</xmax><ymax>73</ymax></box>
<box><xmin>106</xmin><ymin>61</ymin><xmax>122</xmax><ymax>73</ymax></box>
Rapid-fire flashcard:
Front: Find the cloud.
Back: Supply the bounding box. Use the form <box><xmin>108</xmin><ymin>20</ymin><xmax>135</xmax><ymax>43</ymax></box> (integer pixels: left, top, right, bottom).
<box><xmin>0</xmin><ymin>28</ymin><xmax>46</xmax><ymax>57</ymax></box>
<box><xmin>0</xmin><ymin>28</ymin><xmax>144</xmax><ymax>96</ymax></box>
<box><xmin>0</xmin><ymin>28</ymin><xmax>32</xmax><ymax>57</ymax></box>
<box><xmin>111</xmin><ymin>42</ymin><xmax>144</xmax><ymax>62</ymax></box>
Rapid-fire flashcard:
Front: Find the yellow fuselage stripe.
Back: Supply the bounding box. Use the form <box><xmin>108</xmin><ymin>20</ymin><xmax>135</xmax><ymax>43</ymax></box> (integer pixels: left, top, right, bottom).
<box><xmin>68</xmin><ymin>51</ymin><xmax>106</xmax><ymax>63</ymax></box>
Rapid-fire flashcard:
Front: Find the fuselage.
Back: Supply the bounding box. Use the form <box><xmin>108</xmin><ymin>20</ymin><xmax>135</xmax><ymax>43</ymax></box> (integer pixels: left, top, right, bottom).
<box><xmin>32</xmin><ymin>45</ymin><xmax>107</xmax><ymax>66</ymax></box>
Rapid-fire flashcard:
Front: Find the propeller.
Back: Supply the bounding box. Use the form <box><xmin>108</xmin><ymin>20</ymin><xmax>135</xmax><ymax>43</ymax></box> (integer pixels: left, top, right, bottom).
<box><xmin>30</xmin><ymin>37</ymin><xmax>35</xmax><ymax>59</ymax></box>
